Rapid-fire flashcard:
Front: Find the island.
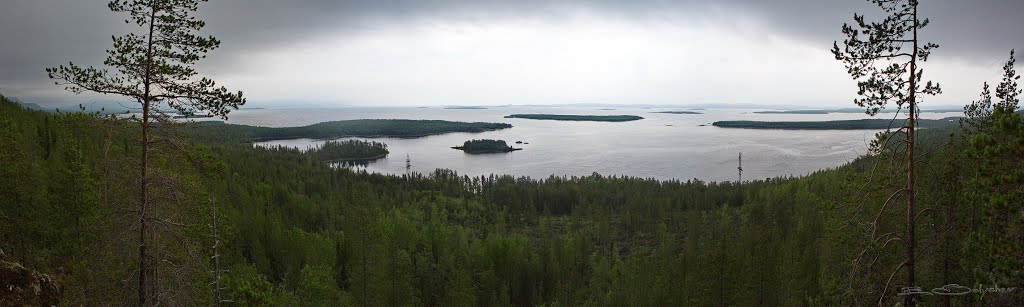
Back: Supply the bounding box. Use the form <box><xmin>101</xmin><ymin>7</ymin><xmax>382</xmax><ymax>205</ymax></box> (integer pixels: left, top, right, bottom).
<box><xmin>712</xmin><ymin>117</ymin><xmax>959</xmax><ymax>130</ymax></box>
<box><xmin>451</xmin><ymin>139</ymin><xmax>522</xmax><ymax>154</ymax></box>
<box><xmin>173</xmin><ymin>114</ymin><xmax>214</xmax><ymax>119</ymax></box>
<box><xmin>653</xmin><ymin>111</ymin><xmax>703</xmax><ymax>114</ymax></box>
<box><xmin>753</xmin><ymin>110</ymin><xmax>830</xmax><ymax>114</ymax></box>
<box><xmin>187</xmin><ymin>119</ymin><xmax>513</xmax><ymax>143</ymax></box>
<box><xmin>444</xmin><ymin>106</ymin><xmax>488</xmax><ymax>110</ymax></box>
<box><xmin>310</xmin><ymin>139</ymin><xmax>389</xmax><ymax>162</ymax></box>
<box><xmin>504</xmin><ymin>114</ymin><xmax>643</xmax><ymax>122</ymax></box>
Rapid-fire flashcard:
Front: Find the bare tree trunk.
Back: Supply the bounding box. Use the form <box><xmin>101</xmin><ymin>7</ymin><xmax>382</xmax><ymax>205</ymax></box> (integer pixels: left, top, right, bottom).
<box><xmin>138</xmin><ymin>6</ymin><xmax>157</xmax><ymax>306</ymax></box>
<box><xmin>139</xmin><ymin>98</ymin><xmax>149</xmax><ymax>306</ymax></box>
<box><xmin>212</xmin><ymin>198</ymin><xmax>222</xmax><ymax>307</ymax></box>
<box><xmin>905</xmin><ymin>3</ymin><xmax>919</xmax><ymax>306</ymax></box>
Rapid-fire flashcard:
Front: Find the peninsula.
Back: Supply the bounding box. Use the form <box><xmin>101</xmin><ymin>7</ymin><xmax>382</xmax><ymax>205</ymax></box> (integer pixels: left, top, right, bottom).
<box><xmin>188</xmin><ymin>119</ymin><xmax>513</xmax><ymax>143</ymax></box>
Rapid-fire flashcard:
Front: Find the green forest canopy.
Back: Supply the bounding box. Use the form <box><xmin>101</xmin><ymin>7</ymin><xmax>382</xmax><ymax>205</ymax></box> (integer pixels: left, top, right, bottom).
<box><xmin>455</xmin><ymin>139</ymin><xmax>518</xmax><ymax>154</ymax></box>
<box><xmin>3</xmin><ymin>92</ymin><xmax>1022</xmax><ymax>305</ymax></box>
<box><xmin>187</xmin><ymin>119</ymin><xmax>513</xmax><ymax>143</ymax></box>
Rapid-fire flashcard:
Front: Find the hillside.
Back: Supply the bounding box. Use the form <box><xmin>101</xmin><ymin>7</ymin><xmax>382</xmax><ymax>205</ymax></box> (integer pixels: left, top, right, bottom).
<box><xmin>2</xmin><ymin>94</ymin><xmax>1021</xmax><ymax>305</ymax></box>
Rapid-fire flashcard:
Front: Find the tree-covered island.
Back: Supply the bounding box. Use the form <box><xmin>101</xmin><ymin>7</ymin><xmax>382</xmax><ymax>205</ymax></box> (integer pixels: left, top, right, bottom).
<box><xmin>451</xmin><ymin>139</ymin><xmax>522</xmax><ymax>153</ymax></box>
<box><xmin>308</xmin><ymin>140</ymin><xmax>388</xmax><ymax>162</ymax></box>
<box><xmin>652</xmin><ymin>111</ymin><xmax>703</xmax><ymax>114</ymax></box>
<box><xmin>504</xmin><ymin>114</ymin><xmax>643</xmax><ymax>122</ymax></box>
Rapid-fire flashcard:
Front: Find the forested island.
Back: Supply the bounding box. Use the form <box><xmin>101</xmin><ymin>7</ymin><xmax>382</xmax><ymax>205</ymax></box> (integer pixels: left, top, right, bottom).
<box><xmin>5</xmin><ymin>0</ymin><xmax>1024</xmax><ymax>305</ymax></box>
<box><xmin>451</xmin><ymin>139</ymin><xmax>521</xmax><ymax>153</ymax></box>
<box><xmin>653</xmin><ymin>111</ymin><xmax>703</xmax><ymax>114</ymax></box>
<box><xmin>306</xmin><ymin>139</ymin><xmax>388</xmax><ymax>162</ymax></box>
<box><xmin>187</xmin><ymin>119</ymin><xmax>513</xmax><ymax>143</ymax></box>
<box><xmin>712</xmin><ymin>117</ymin><xmax>958</xmax><ymax>130</ymax></box>
<box><xmin>504</xmin><ymin>114</ymin><xmax>643</xmax><ymax>122</ymax></box>
<box><xmin>753</xmin><ymin>110</ymin><xmax>830</xmax><ymax>114</ymax></box>
<box><xmin>172</xmin><ymin>114</ymin><xmax>214</xmax><ymax>119</ymax></box>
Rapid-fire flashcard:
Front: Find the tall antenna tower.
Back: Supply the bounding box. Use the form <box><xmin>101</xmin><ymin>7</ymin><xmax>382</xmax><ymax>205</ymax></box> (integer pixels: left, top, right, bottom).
<box><xmin>404</xmin><ymin>154</ymin><xmax>412</xmax><ymax>188</ymax></box>
<box><xmin>738</xmin><ymin>152</ymin><xmax>743</xmax><ymax>205</ymax></box>
<box><xmin>738</xmin><ymin>152</ymin><xmax>743</xmax><ymax>183</ymax></box>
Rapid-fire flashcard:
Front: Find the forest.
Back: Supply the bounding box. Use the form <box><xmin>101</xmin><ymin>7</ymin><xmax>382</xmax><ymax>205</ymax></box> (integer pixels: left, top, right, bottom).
<box><xmin>2</xmin><ymin>0</ymin><xmax>1023</xmax><ymax>305</ymax></box>
<box><xmin>305</xmin><ymin>140</ymin><xmax>389</xmax><ymax>162</ymax></box>
<box><xmin>2</xmin><ymin>66</ymin><xmax>1022</xmax><ymax>304</ymax></box>
<box><xmin>187</xmin><ymin>120</ymin><xmax>513</xmax><ymax>144</ymax></box>
<box><xmin>454</xmin><ymin>139</ymin><xmax>520</xmax><ymax>154</ymax></box>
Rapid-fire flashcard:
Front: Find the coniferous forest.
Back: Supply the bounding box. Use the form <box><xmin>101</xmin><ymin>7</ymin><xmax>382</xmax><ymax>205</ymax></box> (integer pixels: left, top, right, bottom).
<box><xmin>3</xmin><ymin>84</ymin><xmax>1023</xmax><ymax>305</ymax></box>
<box><xmin>1</xmin><ymin>0</ymin><xmax>1023</xmax><ymax>306</ymax></box>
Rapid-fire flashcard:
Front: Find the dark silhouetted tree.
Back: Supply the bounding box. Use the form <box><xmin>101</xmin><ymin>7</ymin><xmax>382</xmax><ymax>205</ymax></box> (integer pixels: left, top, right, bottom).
<box><xmin>832</xmin><ymin>0</ymin><xmax>940</xmax><ymax>305</ymax></box>
<box><xmin>46</xmin><ymin>0</ymin><xmax>244</xmax><ymax>305</ymax></box>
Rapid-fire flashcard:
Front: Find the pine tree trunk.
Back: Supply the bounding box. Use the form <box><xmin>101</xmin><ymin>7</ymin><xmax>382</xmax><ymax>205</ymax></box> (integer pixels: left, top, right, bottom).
<box><xmin>905</xmin><ymin>3</ymin><xmax>919</xmax><ymax>306</ymax></box>
<box><xmin>138</xmin><ymin>6</ymin><xmax>157</xmax><ymax>306</ymax></box>
<box><xmin>139</xmin><ymin>97</ymin><xmax>149</xmax><ymax>306</ymax></box>
<box><xmin>213</xmin><ymin>199</ymin><xmax>221</xmax><ymax>307</ymax></box>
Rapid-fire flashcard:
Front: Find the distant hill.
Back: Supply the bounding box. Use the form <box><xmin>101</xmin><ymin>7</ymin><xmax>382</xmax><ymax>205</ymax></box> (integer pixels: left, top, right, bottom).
<box><xmin>505</xmin><ymin>114</ymin><xmax>644</xmax><ymax>122</ymax></box>
<box><xmin>652</xmin><ymin>111</ymin><xmax>703</xmax><ymax>115</ymax></box>
<box><xmin>6</xmin><ymin>97</ymin><xmax>136</xmax><ymax>114</ymax></box>
<box><xmin>754</xmin><ymin>107</ymin><xmax>965</xmax><ymax>114</ymax></box>
<box><xmin>712</xmin><ymin>117</ymin><xmax>960</xmax><ymax>130</ymax></box>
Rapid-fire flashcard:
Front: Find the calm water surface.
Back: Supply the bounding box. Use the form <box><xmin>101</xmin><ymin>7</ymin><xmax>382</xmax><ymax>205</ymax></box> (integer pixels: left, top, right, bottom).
<box><xmin>234</xmin><ymin>107</ymin><xmax>959</xmax><ymax>182</ymax></box>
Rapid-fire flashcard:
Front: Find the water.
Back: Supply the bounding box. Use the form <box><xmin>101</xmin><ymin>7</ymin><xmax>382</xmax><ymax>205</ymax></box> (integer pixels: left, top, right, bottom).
<box><xmin>234</xmin><ymin>106</ymin><xmax>960</xmax><ymax>182</ymax></box>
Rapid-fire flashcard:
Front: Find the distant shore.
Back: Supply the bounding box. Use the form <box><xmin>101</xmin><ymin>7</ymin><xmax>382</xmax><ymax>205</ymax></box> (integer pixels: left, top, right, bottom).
<box><xmin>653</xmin><ymin>111</ymin><xmax>703</xmax><ymax>115</ymax></box>
<box><xmin>189</xmin><ymin>119</ymin><xmax>513</xmax><ymax>143</ymax></box>
<box><xmin>712</xmin><ymin>117</ymin><xmax>959</xmax><ymax>130</ymax></box>
<box><xmin>504</xmin><ymin>114</ymin><xmax>643</xmax><ymax>122</ymax></box>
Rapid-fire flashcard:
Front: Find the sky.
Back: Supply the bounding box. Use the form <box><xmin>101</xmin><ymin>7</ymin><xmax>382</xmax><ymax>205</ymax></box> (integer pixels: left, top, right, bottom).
<box><xmin>1</xmin><ymin>0</ymin><xmax>1022</xmax><ymax>108</ymax></box>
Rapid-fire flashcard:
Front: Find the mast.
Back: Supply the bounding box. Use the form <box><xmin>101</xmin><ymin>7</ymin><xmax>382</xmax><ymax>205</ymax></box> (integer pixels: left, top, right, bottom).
<box><xmin>738</xmin><ymin>152</ymin><xmax>743</xmax><ymax>204</ymax></box>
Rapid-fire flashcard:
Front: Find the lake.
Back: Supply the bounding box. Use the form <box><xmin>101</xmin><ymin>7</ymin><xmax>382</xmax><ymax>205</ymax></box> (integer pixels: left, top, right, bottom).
<box><xmin>234</xmin><ymin>106</ymin><xmax>960</xmax><ymax>182</ymax></box>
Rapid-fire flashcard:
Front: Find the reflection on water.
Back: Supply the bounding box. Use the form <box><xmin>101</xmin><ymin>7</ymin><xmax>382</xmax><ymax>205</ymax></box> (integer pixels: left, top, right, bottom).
<box><xmin>332</xmin><ymin>159</ymin><xmax>375</xmax><ymax>168</ymax></box>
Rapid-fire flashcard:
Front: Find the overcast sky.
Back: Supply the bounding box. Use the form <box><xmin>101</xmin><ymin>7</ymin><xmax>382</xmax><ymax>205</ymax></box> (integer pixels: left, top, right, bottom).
<box><xmin>1</xmin><ymin>0</ymin><xmax>1022</xmax><ymax>107</ymax></box>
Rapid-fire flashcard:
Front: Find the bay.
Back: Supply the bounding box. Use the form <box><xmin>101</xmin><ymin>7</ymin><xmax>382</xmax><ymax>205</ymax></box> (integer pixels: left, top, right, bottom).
<box><xmin>235</xmin><ymin>106</ymin><xmax>960</xmax><ymax>182</ymax></box>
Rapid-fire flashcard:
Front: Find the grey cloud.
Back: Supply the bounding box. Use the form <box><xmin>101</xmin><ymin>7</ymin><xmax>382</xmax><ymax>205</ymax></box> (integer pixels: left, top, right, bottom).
<box><xmin>194</xmin><ymin>0</ymin><xmax>1023</xmax><ymax>58</ymax></box>
<box><xmin>2</xmin><ymin>0</ymin><xmax>1022</xmax><ymax>104</ymax></box>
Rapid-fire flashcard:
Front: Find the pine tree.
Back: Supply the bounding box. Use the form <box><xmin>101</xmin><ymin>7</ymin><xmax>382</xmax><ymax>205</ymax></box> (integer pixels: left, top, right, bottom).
<box><xmin>832</xmin><ymin>0</ymin><xmax>940</xmax><ymax>304</ymax></box>
<box><xmin>46</xmin><ymin>1</ymin><xmax>244</xmax><ymax>305</ymax></box>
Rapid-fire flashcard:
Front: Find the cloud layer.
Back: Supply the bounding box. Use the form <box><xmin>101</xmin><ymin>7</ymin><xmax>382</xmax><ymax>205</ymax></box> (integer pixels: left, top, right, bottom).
<box><xmin>1</xmin><ymin>0</ymin><xmax>1021</xmax><ymax>107</ymax></box>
